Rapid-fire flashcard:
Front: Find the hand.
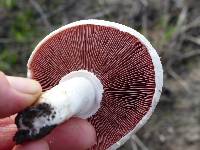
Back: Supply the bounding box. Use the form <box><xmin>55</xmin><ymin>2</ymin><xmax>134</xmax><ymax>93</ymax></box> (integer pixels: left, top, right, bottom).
<box><xmin>0</xmin><ymin>71</ymin><xmax>96</xmax><ymax>150</ymax></box>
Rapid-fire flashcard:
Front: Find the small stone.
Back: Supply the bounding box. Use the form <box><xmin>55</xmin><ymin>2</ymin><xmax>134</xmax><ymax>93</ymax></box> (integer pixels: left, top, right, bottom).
<box><xmin>159</xmin><ymin>134</ymin><xmax>166</xmax><ymax>143</ymax></box>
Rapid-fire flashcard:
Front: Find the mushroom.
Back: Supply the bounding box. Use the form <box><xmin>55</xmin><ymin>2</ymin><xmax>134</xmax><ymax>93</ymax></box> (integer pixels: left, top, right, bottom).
<box><xmin>14</xmin><ymin>19</ymin><xmax>163</xmax><ymax>150</ymax></box>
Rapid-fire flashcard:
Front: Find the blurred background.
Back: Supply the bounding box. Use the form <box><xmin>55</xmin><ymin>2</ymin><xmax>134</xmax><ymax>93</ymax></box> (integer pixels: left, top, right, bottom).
<box><xmin>0</xmin><ymin>0</ymin><xmax>199</xmax><ymax>149</ymax></box>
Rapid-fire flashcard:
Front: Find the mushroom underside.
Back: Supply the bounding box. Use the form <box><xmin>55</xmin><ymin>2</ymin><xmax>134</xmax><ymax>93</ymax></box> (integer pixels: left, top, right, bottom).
<box><xmin>27</xmin><ymin>23</ymin><xmax>158</xmax><ymax>149</ymax></box>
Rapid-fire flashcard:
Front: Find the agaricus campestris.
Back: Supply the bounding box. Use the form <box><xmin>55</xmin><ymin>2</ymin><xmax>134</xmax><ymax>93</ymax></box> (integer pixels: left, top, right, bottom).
<box><xmin>14</xmin><ymin>19</ymin><xmax>163</xmax><ymax>150</ymax></box>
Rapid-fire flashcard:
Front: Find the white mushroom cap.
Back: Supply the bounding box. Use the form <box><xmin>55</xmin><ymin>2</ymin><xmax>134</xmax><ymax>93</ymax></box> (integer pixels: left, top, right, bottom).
<box><xmin>27</xmin><ymin>19</ymin><xmax>163</xmax><ymax>150</ymax></box>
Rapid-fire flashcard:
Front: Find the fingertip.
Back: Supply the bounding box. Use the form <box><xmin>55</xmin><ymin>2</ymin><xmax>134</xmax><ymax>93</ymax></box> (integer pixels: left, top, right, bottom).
<box><xmin>0</xmin><ymin>73</ymin><xmax>42</xmax><ymax>118</ymax></box>
<box><xmin>0</xmin><ymin>117</ymin><xmax>16</xmax><ymax>150</ymax></box>
<box><xmin>45</xmin><ymin>118</ymin><xmax>96</xmax><ymax>150</ymax></box>
<box><xmin>79</xmin><ymin>119</ymin><xmax>97</xmax><ymax>146</ymax></box>
<box><xmin>0</xmin><ymin>71</ymin><xmax>4</xmax><ymax>77</ymax></box>
<box><xmin>13</xmin><ymin>140</ymin><xmax>49</xmax><ymax>150</ymax></box>
<box><xmin>7</xmin><ymin>76</ymin><xmax>42</xmax><ymax>96</ymax></box>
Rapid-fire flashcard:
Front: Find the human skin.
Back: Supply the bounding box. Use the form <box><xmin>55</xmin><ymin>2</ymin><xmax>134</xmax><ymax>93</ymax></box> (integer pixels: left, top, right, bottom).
<box><xmin>0</xmin><ymin>71</ymin><xmax>96</xmax><ymax>150</ymax></box>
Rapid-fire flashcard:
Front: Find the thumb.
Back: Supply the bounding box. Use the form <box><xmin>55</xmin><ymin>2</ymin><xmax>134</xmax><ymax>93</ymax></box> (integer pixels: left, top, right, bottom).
<box><xmin>0</xmin><ymin>71</ymin><xmax>42</xmax><ymax>118</ymax></box>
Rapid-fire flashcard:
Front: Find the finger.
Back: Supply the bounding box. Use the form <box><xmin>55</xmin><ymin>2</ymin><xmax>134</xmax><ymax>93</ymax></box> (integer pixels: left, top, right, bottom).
<box><xmin>0</xmin><ymin>118</ymin><xmax>49</xmax><ymax>150</ymax></box>
<box><xmin>45</xmin><ymin>118</ymin><xmax>96</xmax><ymax>150</ymax></box>
<box><xmin>0</xmin><ymin>118</ymin><xmax>96</xmax><ymax>150</ymax></box>
<box><xmin>0</xmin><ymin>116</ymin><xmax>16</xmax><ymax>150</ymax></box>
<box><xmin>0</xmin><ymin>72</ymin><xmax>42</xmax><ymax>118</ymax></box>
<box><xmin>13</xmin><ymin>140</ymin><xmax>49</xmax><ymax>150</ymax></box>
<box><xmin>6</xmin><ymin>76</ymin><xmax>42</xmax><ymax>95</ymax></box>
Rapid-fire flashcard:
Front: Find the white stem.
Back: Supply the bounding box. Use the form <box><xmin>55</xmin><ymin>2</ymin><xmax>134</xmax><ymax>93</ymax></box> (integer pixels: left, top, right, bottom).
<box><xmin>34</xmin><ymin>70</ymin><xmax>103</xmax><ymax>128</ymax></box>
<box><xmin>40</xmin><ymin>77</ymin><xmax>96</xmax><ymax>120</ymax></box>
